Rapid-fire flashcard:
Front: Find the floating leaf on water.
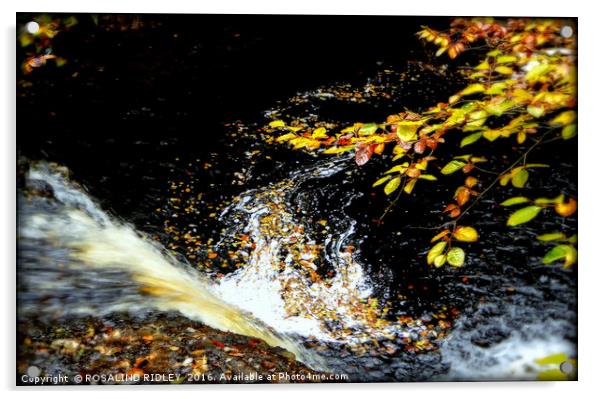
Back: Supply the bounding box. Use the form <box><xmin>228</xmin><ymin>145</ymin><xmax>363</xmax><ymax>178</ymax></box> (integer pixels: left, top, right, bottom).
<box><xmin>507</xmin><ymin>205</ymin><xmax>543</xmax><ymax>226</ymax></box>
<box><xmin>276</xmin><ymin>133</ymin><xmax>297</xmax><ymax>143</ymax></box>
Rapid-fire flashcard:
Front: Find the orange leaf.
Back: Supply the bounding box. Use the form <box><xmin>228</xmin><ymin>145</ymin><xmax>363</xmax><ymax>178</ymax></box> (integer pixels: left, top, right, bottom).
<box><xmin>456</xmin><ymin>187</ymin><xmax>471</xmax><ymax>207</ymax></box>
<box><xmin>555</xmin><ymin>198</ymin><xmax>577</xmax><ymax>217</ymax></box>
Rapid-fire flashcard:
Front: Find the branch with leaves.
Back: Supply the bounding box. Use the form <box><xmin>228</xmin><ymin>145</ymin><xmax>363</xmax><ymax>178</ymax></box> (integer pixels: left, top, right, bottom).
<box><xmin>262</xmin><ymin>18</ymin><xmax>577</xmax><ymax>270</ymax></box>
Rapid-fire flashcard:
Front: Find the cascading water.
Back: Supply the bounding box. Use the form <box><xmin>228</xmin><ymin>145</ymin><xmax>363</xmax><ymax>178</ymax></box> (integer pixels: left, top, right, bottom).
<box><xmin>18</xmin><ymin>162</ymin><xmax>325</xmax><ymax>370</ymax></box>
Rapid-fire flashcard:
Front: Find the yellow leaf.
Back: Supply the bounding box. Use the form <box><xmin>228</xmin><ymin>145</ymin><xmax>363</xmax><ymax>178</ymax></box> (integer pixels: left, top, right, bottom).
<box><xmin>372</xmin><ymin>176</ymin><xmax>391</xmax><ymax>187</ymax></box>
<box><xmin>427</xmin><ymin>242</ymin><xmax>447</xmax><ymax>265</ymax></box>
<box><xmin>384</xmin><ymin>176</ymin><xmax>401</xmax><ymax>195</ymax></box>
<box><xmin>269</xmin><ymin>120</ymin><xmax>286</xmax><ymax>128</ymax></box>
<box><xmin>403</xmin><ymin>178</ymin><xmax>417</xmax><ymax>194</ymax></box>
<box><xmin>322</xmin><ymin>145</ymin><xmax>355</xmax><ymax>154</ymax></box>
<box><xmin>276</xmin><ymin>133</ymin><xmax>297</xmax><ymax>143</ymax></box>
<box><xmin>551</xmin><ymin>110</ymin><xmax>576</xmax><ymax>126</ymax></box>
<box><xmin>494</xmin><ymin>66</ymin><xmax>514</xmax><ymax>75</ymax></box>
<box><xmin>460</xmin><ymin>84</ymin><xmax>485</xmax><ymax>97</ymax></box>
<box><xmin>311</xmin><ymin>127</ymin><xmax>328</xmax><ymax>139</ymax></box>
<box><xmin>453</xmin><ymin>226</ymin><xmax>478</xmax><ymax>242</ymax></box>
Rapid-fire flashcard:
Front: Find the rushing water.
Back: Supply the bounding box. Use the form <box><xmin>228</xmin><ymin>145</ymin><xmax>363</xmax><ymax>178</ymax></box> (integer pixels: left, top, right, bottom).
<box><xmin>18</xmin><ymin>154</ymin><xmax>576</xmax><ymax>381</ymax></box>
<box><xmin>17</xmin><ymin>52</ymin><xmax>576</xmax><ymax>381</ymax></box>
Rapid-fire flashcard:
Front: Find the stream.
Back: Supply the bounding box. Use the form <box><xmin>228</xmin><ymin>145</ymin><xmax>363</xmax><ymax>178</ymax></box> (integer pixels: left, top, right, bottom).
<box><xmin>17</xmin><ymin>15</ymin><xmax>577</xmax><ymax>383</ymax></box>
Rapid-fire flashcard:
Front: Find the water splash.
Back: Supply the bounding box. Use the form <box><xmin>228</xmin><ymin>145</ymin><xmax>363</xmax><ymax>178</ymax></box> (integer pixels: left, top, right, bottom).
<box><xmin>18</xmin><ymin>162</ymin><xmax>324</xmax><ymax>369</ymax></box>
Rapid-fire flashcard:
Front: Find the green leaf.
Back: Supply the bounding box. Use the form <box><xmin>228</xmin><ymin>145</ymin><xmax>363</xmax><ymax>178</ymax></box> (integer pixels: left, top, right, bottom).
<box><xmin>446</xmin><ymin>247</ymin><xmax>465</xmax><ymax>267</ymax></box>
<box><xmin>500</xmin><ymin>196</ymin><xmax>531</xmax><ymax>206</ymax></box>
<box><xmin>460</xmin><ymin>132</ymin><xmax>482</xmax><ymax>147</ymax></box>
<box><xmin>384</xmin><ymin>176</ymin><xmax>402</xmax><ymax>195</ymax></box>
<box><xmin>372</xmin><ymin>176</ymin><xmax>391</xmax><ymax>187</ymax></box>
<box><xmin>543</xmin><ymin>245</ymin><xmax>577</xmax><ymax>268</ymax></box>
<box><xmin>427</xmin><ymin>242</ymin><xmax>447</xmax><ymax>265</ymax></box>
<box><xmin>537</xmin><ymin>232</ymin><xmax>567</xmax><ymax>241</ymax></box>
<box><xmin>507</xmin><ymin>205</ymin><xmax>542</xmax><ymax>226</ymax></box>
<box><xmin>511</xmin><ymin>169</ymin><xmax>529</xmax><ymax>188</ymax></box>
<box><xmin>441</xmin><ymin>160</ymin><xmax>466</xmax><ymax>175</ymax></box>
<box><xmin>534</xmin><ymin>194</ymin><xmax>564</xmax><ymax>206</ymax></box>
<box><xmin>562</xmin><ymin>124</ymin><xmax>577</xmax><ymax>139</ymax></box>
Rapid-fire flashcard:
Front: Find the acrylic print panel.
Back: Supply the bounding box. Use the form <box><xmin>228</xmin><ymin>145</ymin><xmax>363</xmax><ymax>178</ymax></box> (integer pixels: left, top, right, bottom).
<box><xmin>16</xmin><ymin>14</ymin><xmax>577</xmax><ymax>384</ymax></box>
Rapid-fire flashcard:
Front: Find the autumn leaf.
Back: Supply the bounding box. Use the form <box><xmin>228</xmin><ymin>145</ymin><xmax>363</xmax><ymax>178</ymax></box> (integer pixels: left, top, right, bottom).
<box><xmin>372</xmin><ymin>176</ymin><xmax>392</xmax><ymax>187</ymax></box>
<box><xmin>269</xmin><ymin>120</ymin><xmax>286</xmax><ymax>128</ymax></box>
<box><xmin>554</xmin><ymin>198</ymin><xmax>577</xmax><ymax>217</ymax></box>
<box><xmin>427</xmin><ymin>242</ymin><xmax>447</xmax><ymax>265</ymax></box>
<box><xmin>384</xmin><ymin>176</ymin><xmax>402</xmax><ymax>195</ymax></box>
<box><xmin>404</xmin><ymin>178</ymin><xmax>418</xmax><ymax>194</ymax></box>
<box><xmin>355</xmin><ymin>144</ymin><xmax>374</xmax><ymax>166</ymax></box>
<box><xmin>453</xmin><ymin>226</ymin><xmax>478</xmax><ymax>242</ymax></box>
<box><xmin>323</xmin><ymin>145</ymin><xmax>355</xmax><ymax>154</ymax></box>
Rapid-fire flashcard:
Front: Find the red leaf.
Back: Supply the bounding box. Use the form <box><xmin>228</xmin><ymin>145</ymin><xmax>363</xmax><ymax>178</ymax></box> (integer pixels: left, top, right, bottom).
<box><xmin>355</xmin><ymin>144</ymin><xmax>374</xmax><ymax>166</ymax></box>
<box><xmin>414</xmin><ymin>140</ymin><xmax>426</xmax><ymax>154</ymax></box>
